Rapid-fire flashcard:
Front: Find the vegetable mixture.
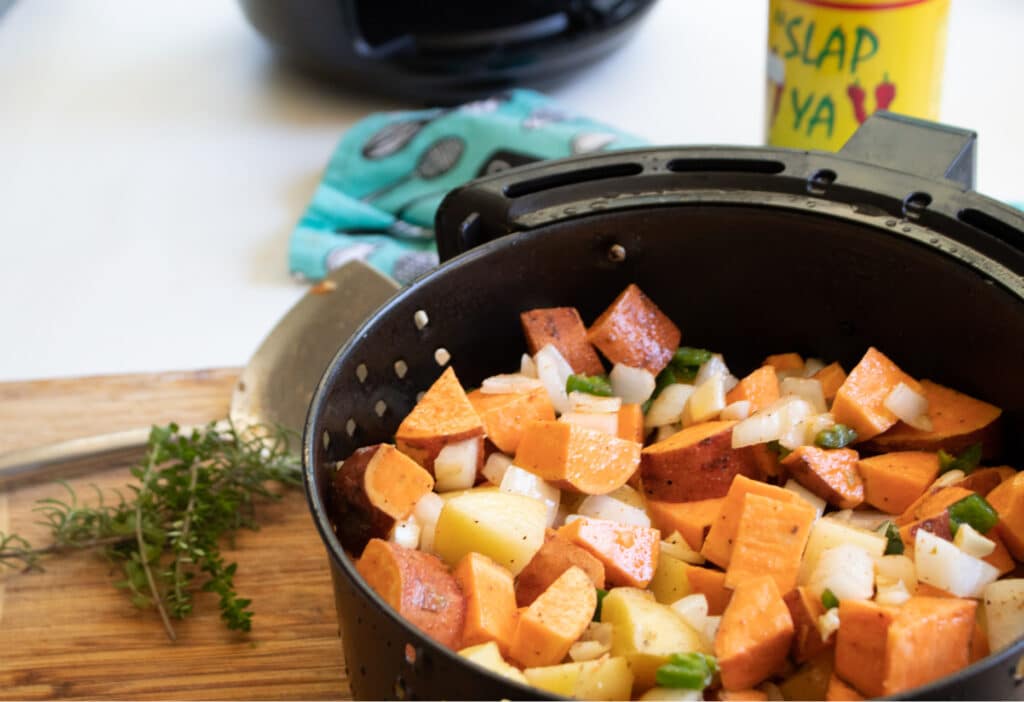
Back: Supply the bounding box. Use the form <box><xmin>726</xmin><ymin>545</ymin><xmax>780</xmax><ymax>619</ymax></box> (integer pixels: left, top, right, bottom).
<box><xmin>327</xmin><ymin>283</ymin><xmax>1023</xmax><ymax>701</ymax></box>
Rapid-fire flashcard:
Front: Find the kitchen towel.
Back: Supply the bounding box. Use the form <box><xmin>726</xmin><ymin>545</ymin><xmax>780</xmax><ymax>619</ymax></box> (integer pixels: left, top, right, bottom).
<box><xmin>289</xmin><ymin>89</ymin><xmax>646</xmax><ymax>284</ymax></box>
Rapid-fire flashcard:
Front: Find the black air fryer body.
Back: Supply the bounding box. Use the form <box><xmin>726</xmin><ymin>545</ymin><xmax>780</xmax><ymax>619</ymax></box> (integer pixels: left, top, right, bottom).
<box><xmin>238</xmin><ymin>0</ymin><xmax>658</xmax><ymax>102</ymax></box>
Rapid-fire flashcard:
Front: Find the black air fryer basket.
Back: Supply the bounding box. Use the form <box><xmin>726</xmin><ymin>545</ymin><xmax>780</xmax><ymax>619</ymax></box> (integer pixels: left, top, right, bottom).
<box><xmin>304</xmin><ymin>113</ymin><xmax>1024</xmax><ymax>700</ymax></box>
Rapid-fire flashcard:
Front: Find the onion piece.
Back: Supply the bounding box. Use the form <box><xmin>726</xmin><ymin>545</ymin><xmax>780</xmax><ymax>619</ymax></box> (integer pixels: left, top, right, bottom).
<box><xmin>499</xmin><ymin>465</ymin><xmax>560</xmax><ymax>527</ymax></box>
<box><xmin>644</xmin><ymin>383</ymin><xmax>694</xmax><ymax>429</ymax></box>
<box><xmin>784</xmin><ymin>479</ymin><xmax>826</xmax><ymax>518</ymax></box>
<box><xmin>610</xmin><ymin>363</ymin><xmax>656</xmax><ymax>404</ymax></box>
<box><xmin>954</xmin><ymin>522</ymin><xmax>996</xmax><ymax>558</ymax></box>
<box><xmin>884</xmin><ymin>381</ymin><xmax>933</xmax><ymax>431</ymax></box>
<box><xmin>654</xmin><ymin>423</ymin><xmax>680</xmax><ymax>443</ymax></box>
<box><xmin>876</xmin><ymin>554</ymin><xmax>918</xmax><ymax>593</ymax></box>
<box><xmin>534</xmin><ymin>344</ymin><xmax>574</xmax><ymax>415</ymax></box>
<box><xmin>661</xmin><ymin>532</ymin><xmax>705</xmax><ymax>564</ymax></box>
<box><xmin>389</xmin><ymin>516</ymin><xmax>421</xmax><ymax>550</ymax></box>
<box><xmin>670</xmin><ymin>593</ymin><xmax>709</xmax><ymax>633</ymax></box>
<box><xmin>780</xmin><ymin>377</ymin><xmax>827</xmax><ymax>414</ymax></box>
<box><xmin>720</xmin><ymin>400</ymin><xmax>751</xmax><ymax>421</ymax></box>
<box><xmin>568</xmin><ymin>622</ymin><xmax>613</xmax><ymax>662</ymax></box>
<box><xmin>480</xmin><ymin>373</ymin><xmax>545</xmax><ymax>394</ymax></box>
<box><xmin>731</xmin><ymin>397</ymin><xmax>814</xmax><ymax>448</ymax></box>
<box><xmin>560</xmin><ymin>411</ymin><xmax>618</xmax><ymax>436</ymax></box>
<box><xmin>683</xmin><ymin>374</ymin><xmax>726</xmax><ymax>426</ymax></box>
<box><xmin>569</xmin><ymin>391</ymin><xmax>621</xmax><ymax>414</ymax></box>
<box><xmin>413</xmin><ymin>492</ymin><xmax>445</xmax><ymax>553</ymax></box>
<box><xmin>915</xmin><ymin>529</ymin><xmax>999</xmax><ymax>598</ymax></box>
<box><xmin>433</xmin><ymin>438</ymin><xmax>480</xmax><ymax>492</ymax></box>
<box><xmin>694</xmin><ymin>353</ymin><xmax>739</xmax><ymax>392</ymax></box>
<box><xmin>806</xmin><ymin>543</ymin><xmax>875</xmax><ymax>602</ymax></box>
<box><xmin>802</xmin><ymin>357</ymin><xmax>826</xmax><ymax>377</ymax></box>
<box><xmin>816</xmin><ymin>607</ymin><xmax>840</xmax><ymax>641</ymax></box>
<box><xmin>520</xmin><ymin>353</ymin><xmax>538</xmax><ymax>378</ymax></box>
<box><xmin>875</xmin><ymin>574</ymin><xmax>911</xmax><ymax>606</ymax></box>
<box><xmin>578</xmin><ymin>494</ymin><xmax>651</xmax><ymax>528</ymax></box>
<box><xmin>481</xmin><ymin>452</ymin><xmax>513</xmax><ymax>485</ymax></box>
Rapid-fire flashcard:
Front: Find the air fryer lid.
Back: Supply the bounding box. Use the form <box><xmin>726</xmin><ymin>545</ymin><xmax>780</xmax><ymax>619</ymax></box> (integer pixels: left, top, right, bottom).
<box><xmin>304</xmin><ymin>113</ymin><xmax>1024</xmax><ymax>700</ymax></box>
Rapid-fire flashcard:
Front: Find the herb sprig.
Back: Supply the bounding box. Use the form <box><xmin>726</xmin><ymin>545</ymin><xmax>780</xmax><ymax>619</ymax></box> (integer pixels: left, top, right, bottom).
<box><xmin>0</xmin><ymin>421</ymin><xmax>301</xmax><ymax>640</ymax></box>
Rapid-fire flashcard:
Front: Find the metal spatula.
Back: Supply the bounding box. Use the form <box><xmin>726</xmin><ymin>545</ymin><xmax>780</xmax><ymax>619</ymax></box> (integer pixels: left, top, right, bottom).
<box><xmin>0</xmin><ymin>261</ymin><xmax>399</xmax><ymax>486</ymax></box>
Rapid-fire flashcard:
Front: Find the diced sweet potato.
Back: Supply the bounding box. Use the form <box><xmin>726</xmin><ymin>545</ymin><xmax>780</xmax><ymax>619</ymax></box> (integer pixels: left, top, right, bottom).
<box><xmin>396</xmin><ymin>367</ymin><xmax>484</xmax><ymax>473</ymax></box>
<box><xmin>970</xmin><ymin>614</ymin><xmax>990</xmax><ymax>664</ymax></box>
<box><xmin>983</xmin><ymin>529</ymin><xmax>1016</xmax><ymax>575</ymax></box>
<box><xmin>509</xmin><ymin>565</ymin><xmax>596</xmax><ymax>668</ymax></box>
<box><xmin>454</xmin><ymin>552</ymin><xmax>518</xmax><ymax>656</ymax></box>
<box><xmin>646</xmin><ymin>497</ymin><xmax>725</xmax><ymax>551</ymax></box>
<box><xmin>725</xmin><ymin>494</ymin><xmax>816</xmax><ymax>593</ymax></box>
<box><xmin>515</xmin><ymin>530</ymin><xmax>606</xmax><ymax>607</ymax></box>
<box><xmin>835</xmin><ymin>597</ymin><xmax>975</xmax><ymax>697</ymax></box>
<box><xmin>986</xmin><ymin>472</ymin><xmax>1024</xmax><ymax>560</ymax></box>
<box><xmin>898</xmin><ymin>510</ymin><xmax>953</xmax><ymax>548</ymax></box>
<box><xmin>586</xmin><ymin>283</ymin><xmax>681</xmax><ymax>374</ymax></box>
<box><xmin>330</xmin><ymin>444</ymin><xmax>435</xmax><ymax>553</ymax></box>
<box><xmin>685</xmin><ymin>565</ymin><xmax>733</xmax><ymax>615</ymax></box>
<box><xmin>830</xmin><ymin>347</ymin><xmax>920</xmax><ymax>442</ymax></box>
<box><xmin>894</xmin><ymin>486</ymin><xmax>974</xmax><ymax>527</ymax></box>
<box><xmin>467</xmin><ymin>386</ymin><xmax>555</xmax><ymax>455</ymax></box>
<box><xmin>558</xmin><ymin>517</ymin><xmax>660</xmax><ymax>589</ymax></box>
<box><xmin>784</xmin><ymin>586</ymin><xmax>833</xmax><ymax>663</ymax></box>
<box><xmin>955</xmin><ymin>466</ymin><xmax>1017</xmax><ymax>497</ymax></box>
<box><xmin>857</xmin><ymin>451</ymin><xmax>939</xmax><ymax>515</ymax></box>
<box><xmin>515</xmin><ymin>420</ymin><xmax>641</xmax><ymax>495</ymax></box>
<box><xmin>763</xmin><ymin>353</ymin><xmax>804</xmax><ymax>372</ymax></box>
<box><xmin>863</xmin><ymin>380</ymin><xmax>1003</xmax><ymax>459</ymax></box>
<box><xmin>617</xmin><ymin>403</ymin><xmax>645</xmax><ymax>444</ymax></box>
<box><xmin>640</xmin><ymin>421</ymin><xmax>764</xmax><ymax>502</ymax></box>
<box><xmin>813</xmin><ymin>362</ymin><xmax>848</xmax><ymax>403</ymax></box>
<box><xmin>725</xmin><ymin>366</ymin><xmax>780</xmax><ymax>413</ymax></box>
<box><xmin>826</xmin><ymin>672</ymin><xmax>864</xmax><ymax>701</ymax></box>
<box><xmin>520</xmin><ymin>307</ymin><xmax>605</xmax><ymax>376</ymax></box>
<box><xmin>781</xmin><ymin>447</ymin><xmax>863</xmax><ymax>509</ymax></box>
<box><xmin>715</xmin><ymin>575</ymin><xmax>794</xmax><ymax>691</ymax></box>
<box><xmin>356</xmin><ymin>538</ymin><xmax>466</xmax><ymax>650</ymax></box>
<box><xmin>701</xmin><ymin>475</ymin><xmax>805</xmax><ymax>568</ymax></box>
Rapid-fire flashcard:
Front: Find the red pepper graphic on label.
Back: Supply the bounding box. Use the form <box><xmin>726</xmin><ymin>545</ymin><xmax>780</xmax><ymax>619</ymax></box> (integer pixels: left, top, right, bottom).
<box><xmin>847</xmin><ymin>80</ymin><xmax>869</xmax><ymax>125</ymax></box>
<box><xmin>875</xmin><ymin>72</ymin><xmax>896</xmax><ymax>111</ymax></box>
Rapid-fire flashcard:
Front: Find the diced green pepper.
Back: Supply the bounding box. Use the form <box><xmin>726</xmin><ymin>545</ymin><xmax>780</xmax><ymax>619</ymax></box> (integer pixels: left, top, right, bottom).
<box><xmin>821</xmin><ymin>588</ymin><xmax>839</xmax><ymax>610</ymax></box>
<box><xmin>566</xmin><ymin>374</ymin><xmax>613</xmax><ymax>397</ymax></box>
<box><xmin>878</xmin><ymin>520</ymin><xmax>904</xmax><ymax>555</ymax></box>
<box><xmin>814</xmin><ymin>424</ymin><xmax>858</xmax><ymax>450</ymax></box>
<box><xmin>672</xmin><ymin>347</ymin><xmax>713</xmax><ymax>369</ymax></box>
<box><xmin>593</xmin><ymin>588</ymin><xmax>608</xmax><ymax>621</ymax></box>
<box><xmin>948</xmin><ymin>493</ymin><xmax>999</xmax><ymax>536</ymax></box>
<box><xmin>767</xmin><ymin>440</ymin><xmax>792</xmax><ymax>460</ymax></box>
<box><xmin>655</xmin><ymin>652</ymin><xmax>719</xmax><ymax>690</ymax></box>
<box><xmin>938</xmin><ymin>443</ymin><xmax>982</xmax><ymax>476</ymax></box>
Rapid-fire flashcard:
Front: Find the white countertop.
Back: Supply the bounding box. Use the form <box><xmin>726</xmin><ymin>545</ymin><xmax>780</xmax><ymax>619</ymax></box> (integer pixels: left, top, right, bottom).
<box><xmin>2</xmin><ymin>0</ymin><xmax>1022</xmax><ymax>382</ymax></box>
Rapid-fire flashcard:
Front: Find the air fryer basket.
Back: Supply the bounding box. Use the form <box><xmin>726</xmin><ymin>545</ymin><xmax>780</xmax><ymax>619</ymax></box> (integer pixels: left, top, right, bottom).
<box><xmin>304</xmin><ymin>113</ymin><xmax>1024</xmax><ymax>700</ymax></box>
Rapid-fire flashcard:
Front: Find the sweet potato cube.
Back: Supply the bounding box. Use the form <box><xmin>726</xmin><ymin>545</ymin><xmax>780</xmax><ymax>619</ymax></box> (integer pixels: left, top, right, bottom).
<box><xmin>330</xmin><ymin>444</ymin><xmax>435</xmax><ymax>553</ymax></box>
<box><xmin>857</xmin><ymin>451</ymin><xmax>939</xmax><ymax>514</ymax></box>
<box><xmin>830</xmin><ymin>347</ymin><xmax>920</xmax><ymax>442</ymax></box>
<box><xmin>701</xmin><ymin>475</ymin><xmax>805</xmax><ymax>568</ymax></box>
<box><xmin>781</xmin><ymin>447</ymin><xmax>864</xmax><ymax>509</ymax></box>
<box><xmin>586</xmin><ymin>283</ymin><xmax>681</xmax><ymax>374</ymax></box>
<box><xmin>983</xmin><ymin>529</ymin><xmax>1016</xmax><ymax>575</ymax></box>
<box><xmin>725</xmin><ymin>494</ymin><xmax>816</xmax><ymax>593</ymax></box>
<box><xmin>640</xmin><ymin>421</ymin><xmax>763</xmax><ymax>502</ymax></box>
<box><xmin>894</xmin><ymin>486</ymin><xmax>974</xmax><ymax>527</ymax></box>
<box><xmin>509</xmin><ymin>565</ymin><xmax>597</xmax><ymax>668</ymax></box>
<box><xmin>617</xmin><ymin>403</ymin><xmax>645</xmax><ymax>444</ymax></box>
<box><xmin>955</xmin><ymin>466</ymin><xmax>1017</xmax><ymax>497</ymax></box>
<box><xmin>685</xmin><ymin>565</ymin><xmax>733</xmax><ymax>615</ymax></box>
<box><xmin>898</xmin><ymin>510</ymin><xmax>953</xmax><ymax>547</ymax></box>
<box><xmin>646</xmin><ymin>497</ymin><xmax>725</xmax><ymax>551</ymax></box>
<box><xmin>826</xmin><ymin>673</ymin><xmax>864</xmax><ymax>701</ymax></box>
<box><xmin>454</xmin><ymin>552</ymin><xmax>518</xmax><ymax>656</ymax></box>
<box><xmin>514</xmin><ymin>420</ymin><xmax>640</xmax><ymax>495</ymax></box>
<box><xmin>725</xmin><ymin>365</ymin><xmax>780</xmax><ymax>412</ymax></box>
<box><xmin>356</xmin><ymin>539</ymin><xmax>466</xmax><ymax>650</ymax></box>
<box><xmin>558</xmin><ymin>516</ymin><xmax>660</xmax><ymax>588</ymax></box>
<box><xmin>467</xmin><ymin>386</ymin><xmax>555</xmax><ymax>454</ymax></box>
<box><xmin>396</xmin><ymin>367</ymin><xmax>484</xmax><ymax>472</ymax></box>
<box><xmin>834</xmin><ymin>599</ymin><xmax>897</xmax><ymax>697</ymax></box>
<box><xmin>715</xmin><ymin>575</ymin><xmax>794</xmax><ymax>691</ymax></box>
<box><xmin>986</xmin><ymin>472</ymin><xmax>1024</xmax><ymax>560</ymax></box>
<box><xmin>515</xmin><ymin>530</ymin><xmax>606</xmax><ymax>607</ymax></box>
<box><xmin>864</xmin><ymin>380</ymin><xmax>1002</xmax><ymax>459</ymax></box>
<box><xmin>763</xmin><ymin>352</ymin><xmax>804</xmax><ymax>371</ymax></box>
<box><xmin>813</xmin><ymin>362</ymin><xmax>848</xmax><ymax>403</ymax></box>
<box><xmin>520</xmin><ymin>307</ymin><xmax>604</xmax><ymax>376</ymax></box>
<box><xmin>784</xmin><ymin>586</ymin><xmax>833</xmax><ymax>663</ymax></box>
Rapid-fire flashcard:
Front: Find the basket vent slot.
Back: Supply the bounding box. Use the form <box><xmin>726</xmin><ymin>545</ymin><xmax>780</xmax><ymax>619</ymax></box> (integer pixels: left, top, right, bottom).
<box><xmin>667</xmin><ymin>158</ymin><xmax>785</xmax><ymax>174</ymax></box>
<box><xmin>503</xmin><ymin>162</ymin><xmax>643</xmax><ymax>198</ymax></box>
<box><xmin>958</xmin><ymin>208</ymin><xmax>1024</xmax><ymax>251</ymax></box>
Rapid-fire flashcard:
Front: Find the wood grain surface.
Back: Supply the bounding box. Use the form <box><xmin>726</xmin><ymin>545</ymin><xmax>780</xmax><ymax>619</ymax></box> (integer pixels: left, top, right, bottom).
<box><xmin>0</xmin><ymin>369</ymin><xmax>350</xmax><ymax>700</ymax></box>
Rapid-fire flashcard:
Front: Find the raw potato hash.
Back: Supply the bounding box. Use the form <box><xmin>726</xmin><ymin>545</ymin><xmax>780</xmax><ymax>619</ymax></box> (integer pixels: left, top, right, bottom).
<box><xmin>326</xmin><ymin>283</ymin><xmax>1023</xmax><ymax>701</ymax></box>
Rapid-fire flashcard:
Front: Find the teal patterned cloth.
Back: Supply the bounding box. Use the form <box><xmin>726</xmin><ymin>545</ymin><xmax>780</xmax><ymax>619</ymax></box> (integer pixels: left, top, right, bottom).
<box><xmin>289</xmin><ymin>90</ymin><xmax>646</xmax><ymax>284</ymax></box>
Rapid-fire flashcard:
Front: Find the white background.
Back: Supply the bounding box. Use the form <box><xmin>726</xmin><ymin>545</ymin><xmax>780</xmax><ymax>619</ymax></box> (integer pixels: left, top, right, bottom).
<box><xmin>1</xmin><ymin>0</ymin><xmax>1022</xmax><ymax>381</ymax></box>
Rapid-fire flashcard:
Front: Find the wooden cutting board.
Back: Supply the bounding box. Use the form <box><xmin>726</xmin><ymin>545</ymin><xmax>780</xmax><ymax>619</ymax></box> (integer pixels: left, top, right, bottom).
<box><xmin>0</xmin><ymin>369</ymin><xmax>350</xmax><ymax>700</ymax></box>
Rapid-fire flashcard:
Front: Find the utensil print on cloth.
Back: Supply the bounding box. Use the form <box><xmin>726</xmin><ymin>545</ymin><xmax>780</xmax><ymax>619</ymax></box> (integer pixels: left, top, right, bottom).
<box><xmin>334</xmin><ymin>219</ymin><xmax>433</xmax><ymax>241</ymax></box>
<box><xmin>360</xmin><ymin>95</ymin><xmax>507</xmax><ymax>160</ymax></box>
<box><xmin>362</xmin><ymin>136</ymin><xmax>466</xmax><ymax>204</ymax></box>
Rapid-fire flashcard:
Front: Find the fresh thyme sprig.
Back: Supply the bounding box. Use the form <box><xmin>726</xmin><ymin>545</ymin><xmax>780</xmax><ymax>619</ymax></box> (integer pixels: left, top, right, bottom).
<box><xmin>0</xmin><ymin>421</ymin><xmax>301</xmax><ymax>640</ymax></box>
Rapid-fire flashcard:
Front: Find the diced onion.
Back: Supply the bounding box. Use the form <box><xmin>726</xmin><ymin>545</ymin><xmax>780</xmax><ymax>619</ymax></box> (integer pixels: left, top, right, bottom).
<box><xmin>875</xmin><ymin>554</ymin><xmax>918</xmax><ymax>593</ymax></box>
<box><xmin>433</xmin><ymin>438</ymin><xmax>480</xmax><ymax>492</ymax></box>
<box><xmin>826</xmin><ymin>508</ymin><xmax>891</xmax><ymax>532</ymax></box>
<box><xmin>610</xmin><ymin>363</ymin><xmax>656</xmax><ymax>404</ymax></box>
<box><xmin>569</xmin><ymin>622</ymin><xmax>613</xmax><ymax>662</ymax></box>
<box><xmin>500</xmin><ymin>465</ymin><xmax>560</xmax><ymax>527</ymax></box>
<box><xmin>389</xmin><ymin>516</ymin><xmax>421</xmax><ymax>550</ymax></box>
<box><xmin>569</xmin><ymin>391</ymin><xmax>621</xmax><ymax>414</ymax></box>
<box><xmin>535</xmin><ymin>344</ymin><xmax>574</xmax><ymax>415</ymax></box>
<box><xmin>702</xmin><ymin>615</ymin><xmax>721</xmax><ymax>651</ymax></box>
<box><xmin>578</xmin><ymin>494</ymin><xmax>651</xmax><ymax>528</ymax></box>
<box><xmin>670</xmin><ymin>593</ymin><xmax>709</xmax><ymax>631</ymax></box>
<box><xmin>644</xmin><ymin>383</ymin><xmax>694</xmax><ymax>429</ymax></box>
<box><xmin>694</xmin><ymin>353</ymin><xmax>739</xmax><ymax>392</ymax></box>
<box><xmin>684</xmin><ymin>374</ymin><xmax>726</xmax><ymax>426</ymax></box>
<box><xmin>802</xmin><ymin>357</ymin><xmax>827</xmax><ymax>377</ymax></box>
<box><xmin>915</xmin><ymin>528</ymin><xmax>999</xmax><ymax>597</ymax></box>
<box><xmin>732</xmin><ymin>397</ymin><xmax>814</xmax><ymax>448</ymax></box>
<box><xmin>560</xmin><ymin>411</ymin><xmax>618</xmax><ymax>436</ymax></box>
<box><xmin>480</xmin><ymin>373</ymin><xmax>545</xmax><ymax>394</ymax></box>
<box><xmin>806</xmin><ymin>544</ymin><xmax>875</xmax><ymax>602</ymax></box>
<box><xmin>784</xmin><ymin>479</ymin><xmax>826</xmax><ymax>518</ymax></box>
<box><xmin>933</xmin><ymin>468</ymin><xmax>967</xmax><ymax>488</ymax></box>
<box><xmin>884</xmin><ymin>381</ymin><xmax>933</xmax><ymax>431</ymax></box>
<box><xmin>481</xmin><ymin>452</ymin><xmax>513</xmax><ymax>485</ymax></box>
<box><xmin>954</xmin><ymin>522</ymin><xmax>996</xmax><ymax>558</ymax></box>
<box><xmin>875</xmin><ymin>574</ymin><xmax>911</xmax><ymax>606</ymax></box>
<box><xmin>413</xmin><ymin>492</ymin><xmax>445</xmax><ymax>553</ymax></box>
<box><xmin>983</xmin><ymin>579</ymin><xmax>1024</xmax><ymax>652</ymax></box>
<box><xmin>661</xmin><ymin>531</ymin><xmax>706</xmax><ymax>564</ymax></box>
<box><xmin>654</xmin><ymin>423</ymin><xmax>680</xmax><ymax>443</ymax></box>
<box><xmin>520</xmin><ymin>353</ymin><xmax>538</xmax><ymax>378</ymax></box>
<box><xmin>720</xmin><ymin>400</ymin><xmax>751</xmax><ymax>421</ymax></box>
<box><xmin>816</xmin><ymin>607</ymin><xmax>840</xmax><ymax>641</ymax></box>
<box><xmin>780</xmin><ymin>377</ymin><xmax>827</xmax><ymax>414</ymax></box>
